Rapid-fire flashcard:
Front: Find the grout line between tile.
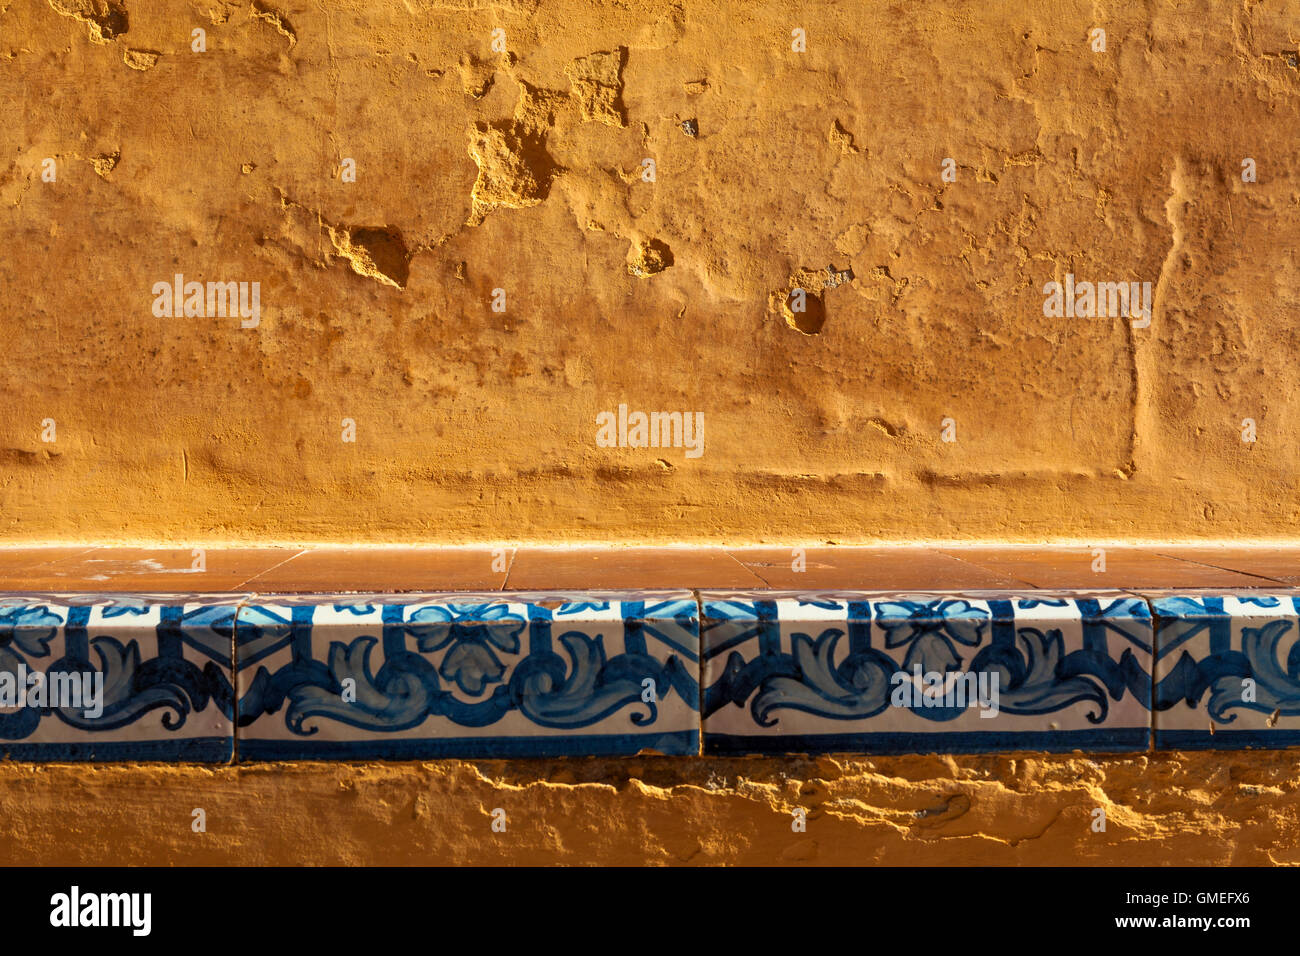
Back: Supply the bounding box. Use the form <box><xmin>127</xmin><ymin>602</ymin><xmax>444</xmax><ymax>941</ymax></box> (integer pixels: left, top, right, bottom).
<box><xmin>693</xmin><ymin>588</ymin><xmax>704</xmax><ymax>756</ymax></box>
<box><xmin>1138</xmin><ymin>592</ymin><xmax>1156</xmax><ymax>754</ymax></box>
<box><xmin>228</xmin><ymin>594</ymin><xmax>263</xmax><ymax>766</ymax></box>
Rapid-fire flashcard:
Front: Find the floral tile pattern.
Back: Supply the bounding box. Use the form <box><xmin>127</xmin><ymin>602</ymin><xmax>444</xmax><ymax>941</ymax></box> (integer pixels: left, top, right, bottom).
<box><xmin>700</xmin><ymin>591</ymin><xmax>1154</xmax><ymax>755</ymax></box>
<box><xmin>1151</xmin><ymin>592</ymin><xmax>1300</xmax><ymax>748</ymax></box>
<box><xmin>0</xmin><ymin>594</ymin><xmax>237</xmax><ymax>760</ymax></box>
<box><xmin>11</xmin><ymin>584</ymin><xmax>1300</xmax><ymax>759</ymax></box>
<box><xmin>234</xmin><ymin>592</ymin><xmax>700</xmax><ymax>759</ymax></box>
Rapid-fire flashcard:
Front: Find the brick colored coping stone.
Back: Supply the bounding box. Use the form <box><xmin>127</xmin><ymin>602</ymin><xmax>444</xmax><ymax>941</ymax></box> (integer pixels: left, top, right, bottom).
<box><xmin>1</xmin><ymin>545</ymin><xmax>1299</xmax><ymax>760</ymax></box>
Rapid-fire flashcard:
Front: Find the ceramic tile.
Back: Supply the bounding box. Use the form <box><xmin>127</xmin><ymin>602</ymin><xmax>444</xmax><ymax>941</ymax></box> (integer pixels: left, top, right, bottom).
<box><xmin>235</xmin><ymin>591</ymin><xmax>700</xmax><ymax>759</ymax></box>
<box><xmin>1150</xmin><ymin>591</ymin><xmax>1300</xmax><ymax>748</ymax></box>
<box><xmin>728</xmin><ymin>547</ymin><xmax>1027</xmax><ymax>589</ymax></box>
<box><xmin>700</xmin><ymin>590</ymin><xmax>1153</xmax><ymax>755</ymax></box>
<box><xmin>9</xmin><ymin>548</ymin><xmax>305</xmax><ymax>592</ymax></box>
<box><xmin>505</xmin><ymin>548</ymin><xmax>762</xmax><ymax>589</ymax></box>
<box><xmin>243</xmin><ymin>547</ymin><xmax>512</xmax><ymax>592</ymax></box>
<box><xmin>938</xmin><ymin>547</ymin><xmax>1266</xmax><ymax>589</ymax></box>
<box><xmin>0</xmin><ymin>594</ymin><xmax>238</xmax><ymax>760</ymax></box>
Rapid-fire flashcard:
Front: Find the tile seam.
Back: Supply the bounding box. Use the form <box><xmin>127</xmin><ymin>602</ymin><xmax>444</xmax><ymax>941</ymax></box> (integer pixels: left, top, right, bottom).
<box><xmin>232</xmin><ymin>548</ymin><xmax>310</xmax><ymax>591</ymax></box>
<box><xmin>693</xmin><ymin>587</ymin><xmax>703</xmax><ymax>756</ymax></box>
<box><xmin>720</xmin><ymin>550</ymin><xmax>772</xmax><ymax>588</ymax></box>
<box><xmin>501</xmin><ymin>548</ymin><xmax>519</xmax><ymax>590</ymax></box>
<box><xmin>230</xmin><ymin>593</ymin><xmax>260</xmax><ymax>766</ymax></box>
<box><xmin>933</xmin><ymin>548</ymin><xmax>1039</xmax><ymax>588</ymax></box>
<box><xmin>1145</xmin><ymin>550</ymin><xmax>1289</xmax><ymax>586</ymax></box>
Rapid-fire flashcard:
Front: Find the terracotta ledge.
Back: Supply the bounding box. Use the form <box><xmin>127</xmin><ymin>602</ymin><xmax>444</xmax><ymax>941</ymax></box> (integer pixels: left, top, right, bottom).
<box><xmin>0</xmin><ymin>544</ymin><xmax>1296</xmax><ymax>592</ymax></box>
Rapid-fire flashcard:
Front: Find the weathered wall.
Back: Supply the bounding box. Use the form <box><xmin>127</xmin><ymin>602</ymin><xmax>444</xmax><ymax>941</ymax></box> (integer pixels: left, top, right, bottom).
<box><xmin>4</xmin><ymin>0</ymin><xmax>1300</xmax><ymax>543</ymax></box>
<box><xmin>3</xmin><ymin>752</ymin><xmax>1298</xmax><ymax>865</ymax></box>
<box><xmin>3</xmin><ymin>2</ymin><xmax>1297</xmax><ymax>868</ymax></box>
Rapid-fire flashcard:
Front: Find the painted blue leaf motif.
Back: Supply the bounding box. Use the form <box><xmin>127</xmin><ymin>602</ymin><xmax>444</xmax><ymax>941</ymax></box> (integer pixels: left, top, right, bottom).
<box><xmin>102</xmin><ymin>603</ymin><xmax>150</xmax><ymax>617</ymax></box>
<box><xmin>411</xmin><ymin>604</ymin><xmax>524</xmax><ymax>624</ymax></box>
<box><xmin>286</xmin><ymin>637</ymin><xmax>442</xmax><ymax>734</ymax></box>
<box><xmin>1239</xmin><ymin>597</ymin><xmax>1281</xmax><ymax>608</ymax></box>
<box><xmin>334</xmin><ymin>604</ymin><xmax>376</xmax><ymax>615</ymax></box>
<box><xmin>876</xmin><ymin>600</ymin><xmax>987</xmax><ymax>674</ymax></box>
<box><xmin>1017</xmin><ymin>599</ymin><xmax>1069</xmax><ymax>609</ymax></box>
<box><xmin>237</xmin><ymin>665</ymin><xmax>280</xmax><ymax>724</ymax></box>
<box><xmin>876</xmin><ymin>600</ymin><xmax>988</xmax><ymax>643</ymax></box>
<box><xmin>98</xmin><ymin>638</ymin><xmax>154</xmax><ymax>714</ymax></box>
<box><xmin>795</xmin><ymin>600</ymin><xmax>845</xmax><ymax>612</ymax></box>
<box><xmin>440</xmin><ymin>640</ymin><xmax>506</xmax><ymax>694</ymax></box>
<box><xmin>902</xmin><ymin>632</ymin><xmax>962</xmax><ymax>674</ymax></box>
<box><xmin>61</xmin><ymin>637</ymin><xmax>199</xmax><ymax>731</ymax></box>
<box><xmin>512</xmin><ymin>632</ymin><xmax>655</xmax><ymax>728</ymax></box>
<box><xmin>1205</xmin><ymin>620</ymin><xmax>1300</xmax><ymax>722</ymax></box>
<box><xmin>239</xmin><ymin>657</ymin><xmax>333</xmax><ymax>725</ymax></box>
<box><xmin>557</xmin><ymin>602</ymin><xmax>610</xmax><ymax>615</ymax></box>
<box><xmin>751</xmin><ymin>629</ymin><xmax>895</xmax><ymax>726</ymax></box>
<box><xmin>970</xmin><ymin>627</ymin><xmax>1109</xmax><ymax>722</ymax></box>
<box><xmin>405</xmin><ymin>605</ymin><xmax>525</xmax><ymax>656</ymax></box>
<box><xmin>0</xmin><ymin>606</ymin><xmax>62</xmax><ymax>658</ymax></box>
<box><xmin>1153</xmin><ymin>597</ymin><xmax>1219</xmax><ymax>617</ymax></box>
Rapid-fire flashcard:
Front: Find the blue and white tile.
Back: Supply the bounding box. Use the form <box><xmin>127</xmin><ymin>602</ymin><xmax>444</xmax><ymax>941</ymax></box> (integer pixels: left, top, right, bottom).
<box><xmin>1151</xmin><ymin>592</ymin><xmax>1300</xmax><ymax>748</ymax></box>
<box><xmin>0</xmin><ymin>594</ymin><xmax>237</xmax><ymax>761</ymax></box>
<box><xmin>700</xmin><ymin>591</ymin><xmax>1153</xmax><ymax>755</ymax></box>
<box><xmin>235</xmin><ymin>592</ymin><xmax>700</xmax><ymax>759</ymax></box>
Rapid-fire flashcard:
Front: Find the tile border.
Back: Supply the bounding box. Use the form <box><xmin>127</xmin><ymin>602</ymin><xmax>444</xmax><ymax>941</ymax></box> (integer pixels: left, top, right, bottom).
<box><xmin>5</xmin><ymin>586</ymin><xmax>1300</xmax><ymax>759</ymax></box>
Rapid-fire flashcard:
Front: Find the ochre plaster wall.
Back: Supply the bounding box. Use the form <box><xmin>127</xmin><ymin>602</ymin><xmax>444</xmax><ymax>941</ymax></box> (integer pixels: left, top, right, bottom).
<box><xmin>4</xmin><ymin>0</ymin><xmax>1300</xmax><ymax>544</ymax></box>
<box><xmin>2</xmin><ymin>753</ymin><xmax>1297</xmax><ymax>865</ymax></box>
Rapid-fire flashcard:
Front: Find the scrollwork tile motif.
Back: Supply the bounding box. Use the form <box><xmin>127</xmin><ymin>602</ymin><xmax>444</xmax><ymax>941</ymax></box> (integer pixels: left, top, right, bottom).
<box><xmin>700</xmin><ymin>592</ymin><xmax>1153</xmax><ymax>755</ymax></box>
<box><xmin>1152</xmin><ymin>593</ymin><xmax>1300</xmax><ymax>748</ymax></box>
<box><xmin>234</xmin><ymin>593</ymin><xmax>700</xmax><ymax>759</ymax></box>
<box><xmin>0</xmin><ymin>595</ymin><xmax>236</xmax><ymax>760</ymax></box>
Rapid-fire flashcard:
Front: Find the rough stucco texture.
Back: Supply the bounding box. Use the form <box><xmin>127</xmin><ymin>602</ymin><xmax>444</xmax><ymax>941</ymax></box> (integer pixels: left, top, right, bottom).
<box><xmin>3</xmin><ymin>0</ymin><xmax>1300</xmax><ymax>543</ymax></box>
<box><xmin>4</xmin><ymin>752</ymin><xmax>1300</xmax><ymax>865</ymax></box>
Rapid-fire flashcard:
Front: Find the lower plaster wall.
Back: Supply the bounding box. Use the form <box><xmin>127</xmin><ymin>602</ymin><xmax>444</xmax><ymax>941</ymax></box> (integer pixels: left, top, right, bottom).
<box><xmin>2</xmin><ymin>753</ymin><xmax>1296</xmax><ymax>865</ymax></box>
